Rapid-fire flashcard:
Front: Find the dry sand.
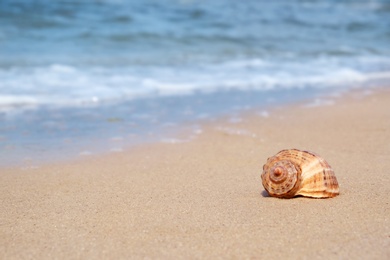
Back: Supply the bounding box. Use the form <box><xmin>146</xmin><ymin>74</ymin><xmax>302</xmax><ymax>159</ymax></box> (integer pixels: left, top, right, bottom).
<box><xmin>1</xmin><ymin>88</ymin><xmax>389</xmax><ymax>259</ymax></box>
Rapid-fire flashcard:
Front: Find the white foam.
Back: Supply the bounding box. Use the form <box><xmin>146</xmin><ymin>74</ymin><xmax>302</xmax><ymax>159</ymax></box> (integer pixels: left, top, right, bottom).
<box><xmin>228</xmin><ymin>117</ymin><xmax>242</xmax><ymax>123</ymax></box>
<box><xmin>79</xmin><ymin>150</ymin><xmax>92</xmax><ymax>156</ymax></box>
<box><xmin>0</xmin><ymin>95</ymin><xmax>39</xmax><ymax>112</ymax></box>
<box><xmin>193</xmin><ymin>128</ymin><xmax>203</xmax><ymax>135</ymax></box>
<box><xmin>216</xmin><ymin>127</ymin><xmax>257</xmax><ymax>137</ymax></box>
<box><xmin>109</xmin><ymin>147</ymin><xmax>123</xmax><ymax>153</ymax></box>
<box><xmin>258</xmin><ymin>111</ymin><xmax>270</xmax><ymax>118</ymax></box>
<box><xmin>0</xmin><ymin>57</ymin><xmax>389</xmax><ymax>112</ymax></box>
<box><xmin>160</xmin><ymin>138</ymin><xmax>190</xmax><ymax>144</ymax></box>
<box><xmin>304</xmin><ymin>98</ymin><xmax>335</xmax><ymax>108</ymax></box>
<box><xmin>110</xmin><ymin>136</ymin><xmax>124</xmax><ymax>142</ymax></box>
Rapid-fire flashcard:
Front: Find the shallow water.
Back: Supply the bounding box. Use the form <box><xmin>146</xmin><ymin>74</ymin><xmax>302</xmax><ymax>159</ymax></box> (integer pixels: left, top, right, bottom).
<box><xmin>0</xmin><ymin>0</ymin><xmax>390</xmax><ymax>166</ymax></box>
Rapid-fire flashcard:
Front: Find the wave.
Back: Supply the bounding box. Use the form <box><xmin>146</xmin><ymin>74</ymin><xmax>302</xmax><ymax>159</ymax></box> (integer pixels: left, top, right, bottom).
<box><xmin>1</xmin><ymin>56</ymin><xmax>389</xmax><ymax>112</ymax></box>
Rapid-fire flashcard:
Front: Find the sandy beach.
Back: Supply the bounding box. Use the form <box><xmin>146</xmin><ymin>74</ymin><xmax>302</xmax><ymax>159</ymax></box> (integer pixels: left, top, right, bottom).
<box><xmin>1</xmin><ymin>88</ymin><xmax>389</xmax><ymax>259</ymax></box>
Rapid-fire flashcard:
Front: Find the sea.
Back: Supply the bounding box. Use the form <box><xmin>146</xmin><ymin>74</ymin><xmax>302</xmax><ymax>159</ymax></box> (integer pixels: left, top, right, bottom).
<box><xmin>1</xmin><ymin>0</ymin><xmax>390</xmax><ymax>166</ymax></box>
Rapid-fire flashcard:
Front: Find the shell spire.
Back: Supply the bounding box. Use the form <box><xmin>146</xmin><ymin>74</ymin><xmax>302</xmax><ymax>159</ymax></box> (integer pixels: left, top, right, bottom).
<box><xmin>261</xmin><ymin>149</ymin><xmax>339</xmax><ymax>199</ymax></box>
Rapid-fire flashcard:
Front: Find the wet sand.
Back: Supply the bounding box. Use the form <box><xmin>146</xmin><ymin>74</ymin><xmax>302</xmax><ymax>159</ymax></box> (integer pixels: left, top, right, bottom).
<box><xmin>1</xmin><ymin>88</ymin><xmax>389</xmax><ymax>259</ymax></box>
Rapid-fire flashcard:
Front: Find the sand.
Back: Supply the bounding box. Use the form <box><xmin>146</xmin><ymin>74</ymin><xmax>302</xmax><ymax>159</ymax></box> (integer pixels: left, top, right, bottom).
<box><xmin>1</xmin><ymin>88</ymin><xmax>389</xmax><ymax>259</ymax></box>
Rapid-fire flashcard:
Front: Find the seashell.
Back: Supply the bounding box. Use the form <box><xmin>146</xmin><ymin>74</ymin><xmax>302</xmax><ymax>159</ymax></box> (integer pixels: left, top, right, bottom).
<box><xmin>261</xmin><ymin>149</ymin><xmax>339</xmax><ymax>198</ymax></box>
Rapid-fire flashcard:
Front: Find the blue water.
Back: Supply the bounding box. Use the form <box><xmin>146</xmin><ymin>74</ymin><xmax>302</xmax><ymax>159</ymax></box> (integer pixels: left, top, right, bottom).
<box><xmin>1</xmin><ymin>0</ymin><xmax>390</xmax><ymax>166</ymax></box>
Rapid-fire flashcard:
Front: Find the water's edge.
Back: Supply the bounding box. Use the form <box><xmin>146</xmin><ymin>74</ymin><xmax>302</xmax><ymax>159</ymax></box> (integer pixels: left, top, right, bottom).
<box><xmin>1</xmin><ymin>85</ymin><xmax>377</xmax><ymax>168</ymax></box>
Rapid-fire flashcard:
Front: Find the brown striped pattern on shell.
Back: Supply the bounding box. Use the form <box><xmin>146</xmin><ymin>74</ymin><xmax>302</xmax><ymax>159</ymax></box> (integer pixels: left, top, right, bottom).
<box><xmin>261</xmin><ymin>149</ymin><xmax>339</xmax><ymax>198</ymax></box>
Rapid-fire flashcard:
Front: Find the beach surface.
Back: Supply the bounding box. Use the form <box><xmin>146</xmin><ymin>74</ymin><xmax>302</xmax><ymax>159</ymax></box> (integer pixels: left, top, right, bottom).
<box><xmin>1</xmin><ymin>88</ymin><xmax>389</xmax><ymax>259</ymax></box>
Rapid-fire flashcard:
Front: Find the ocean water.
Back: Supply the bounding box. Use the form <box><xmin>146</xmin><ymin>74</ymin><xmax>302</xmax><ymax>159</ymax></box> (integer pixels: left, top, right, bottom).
<box><xmin>1</xmin><ymin>0</ymin><xmax>390</xmax><ymax>166</ymax></box>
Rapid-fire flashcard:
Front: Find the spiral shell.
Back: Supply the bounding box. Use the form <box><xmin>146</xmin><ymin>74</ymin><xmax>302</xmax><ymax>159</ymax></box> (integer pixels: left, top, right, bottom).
<box><xmin>261</xmin><ymin>149</ymin><xmax>339</xmax><ymax>198</ymax></box>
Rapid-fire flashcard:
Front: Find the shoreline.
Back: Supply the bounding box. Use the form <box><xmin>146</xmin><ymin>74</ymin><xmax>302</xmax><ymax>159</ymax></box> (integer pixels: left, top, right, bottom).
<box><xmin>1</xmin><ymin>87</ymin><xmax>389</xmax><ymax>258</ymax></box>
<box><xmin>0</xmin><ymin>86</ymin><xmax>341</xmax><ymax>168</ymax></box>
<box><xmin>0</xmin><ymin>86</ymin><xmax>367</xmax><ymax>169</ymax></box>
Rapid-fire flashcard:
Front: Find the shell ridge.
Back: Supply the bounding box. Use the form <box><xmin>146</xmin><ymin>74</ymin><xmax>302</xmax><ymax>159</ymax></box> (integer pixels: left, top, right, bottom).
<box><xmin>261</xmin><ymin>149</ymin><xmax>339</xmax><ymax>199</ymax></box>
<box><xmin>298</xmin><ymin>153</ymin><xmax>339</xmax><ymax>197</ymax></box>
